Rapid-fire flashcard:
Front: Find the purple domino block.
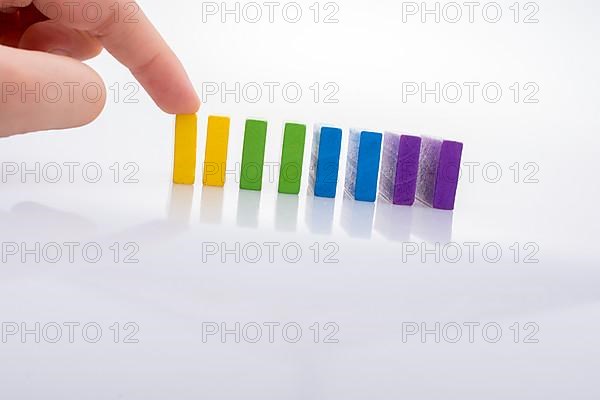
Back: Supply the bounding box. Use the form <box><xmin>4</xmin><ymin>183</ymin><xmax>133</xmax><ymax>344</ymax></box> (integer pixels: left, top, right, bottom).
<box><xmin>379</xmin><ymin>133</ymin><xmax>421</xmax><ymax>206</ymax></box>
<box><xmin>416</xmin><ymin>137</ymin><xmax>463</xmax><ymax>210</ymax></box>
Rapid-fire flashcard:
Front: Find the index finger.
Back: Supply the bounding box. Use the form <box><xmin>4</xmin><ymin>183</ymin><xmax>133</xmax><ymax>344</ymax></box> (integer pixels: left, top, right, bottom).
<box><xmin>33</xmin><ymin>0</ymin><xmax>200</xmax><ymax>114</ymax></box>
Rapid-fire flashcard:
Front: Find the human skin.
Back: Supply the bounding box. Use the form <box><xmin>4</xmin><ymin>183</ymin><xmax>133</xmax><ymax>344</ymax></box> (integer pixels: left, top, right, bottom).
<box><xmin>0</xmin><ymin>0</ymin><xmax>200</xmax><ymax>137</ymax></box>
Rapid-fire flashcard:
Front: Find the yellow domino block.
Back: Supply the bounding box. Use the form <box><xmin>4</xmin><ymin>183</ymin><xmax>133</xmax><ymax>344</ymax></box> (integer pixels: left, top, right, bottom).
<box><xmin>203</xmin><ymin>116</ymin><xmax>231</xmax><ymax>187</ymax></box>
<box><xmin>173</xmin><ymin>114</ymin><xmax>198</xmax><ymax>185</ymax></box>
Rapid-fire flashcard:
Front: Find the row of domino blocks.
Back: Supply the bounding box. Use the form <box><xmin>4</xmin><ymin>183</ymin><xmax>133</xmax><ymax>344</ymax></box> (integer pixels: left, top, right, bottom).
<box><xmin>173</xmin><ymin>115</ymin><xmax>464</xmax><ymax>210</ymax></box>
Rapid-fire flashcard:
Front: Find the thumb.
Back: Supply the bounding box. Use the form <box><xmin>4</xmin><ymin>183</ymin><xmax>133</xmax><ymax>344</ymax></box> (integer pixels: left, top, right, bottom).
<box><xmin>0</xmin><ymin>45</ymin><xmax>106</xmax><ymax>137</ymax></box>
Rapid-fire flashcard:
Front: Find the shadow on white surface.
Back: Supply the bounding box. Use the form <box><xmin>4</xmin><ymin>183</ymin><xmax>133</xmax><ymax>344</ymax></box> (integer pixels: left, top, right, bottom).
<box><xmin>236</xmin><ymin>190</ymin><xmax>261</xmax><ymax>229</ymax></box>
<box><xmin>411</xmin><ymin>201</ymin><xmax>454</xmax><ymax>243</ymax></box>
<box><xmin>199</xmin><ymin>186</ymin><xmax>224</xmax><ymax>225</ymax></box>
<box><xmin>341</xmin><ymin>196</ymin><xmax>376</xmax><ymax>239</ymax></box>
<box><xmin>275</xmin><ymin>194</ymin><xmax>299</xmax><ymax>232</ymax></box>
<box><xmin>168</xmin><ymin>184</ymin><xmax>194</xmax><ymax>226</ymax></box>
<box><xmin>305</xmin><ymin>196</ymin><xmax>336</xmax><ymax>235</ymax></box>
<box><xmin>374</xmin><ymin>199</ymin><xmax>413</xmax><ymax>242</ymax></box>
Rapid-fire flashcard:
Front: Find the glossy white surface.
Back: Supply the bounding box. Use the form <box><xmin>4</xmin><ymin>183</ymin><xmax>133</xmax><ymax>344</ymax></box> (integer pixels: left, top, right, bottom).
<box><xmin>1</xmin><ymin>0</ymin><xmax>599</xmax><ymax>398</ymax></box>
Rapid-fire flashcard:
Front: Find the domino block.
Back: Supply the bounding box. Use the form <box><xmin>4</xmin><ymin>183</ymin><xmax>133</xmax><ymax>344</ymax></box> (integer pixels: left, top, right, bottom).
<box><xmin>308</xmin><ymin>125</ymin><xmax>343</xmax><ymax>198</ymax></box>
<box><xmin>344</xmin><ymin>130</ymin><xmax>382</xmax><ymax>202</ymax></box>
<box><xmin>240</xmin><ymin>119</ymin><xmax>268</xmax><ymax>191</ymax></box>
<box><xmin>416</xmin><ymin>137</ymin><xmax>463</xmax><ymax>210</ymax></box>
<box><xmin>203</xmin><ymin>116</ymin><xmax>231</xmax><ymax>187</ymax></box>
<box><xmin>379</xmin><ymin>133</ymin><xmax>422</xmax><ymax>205</ymax></box>
<box><xmin>173</xmin><ymin>114</ymin><xmax>198</xmax><ymax>185</ymax></box>
<box><xmin>278</xmin><ymin>123</ymin><xmax>307</xmax><ymax>195</ymax></box>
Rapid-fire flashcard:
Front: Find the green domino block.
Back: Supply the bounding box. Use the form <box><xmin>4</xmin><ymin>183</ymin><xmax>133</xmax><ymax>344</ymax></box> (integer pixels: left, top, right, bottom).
<box><xmin>278</xmin><ymin>122</ymin><xmax>307</xmax><ymax>195</ymax></box>
<box><xmin>240</xmin><ymin>119</ymin><xmax>268</xmax><ymax>191</ymax></box>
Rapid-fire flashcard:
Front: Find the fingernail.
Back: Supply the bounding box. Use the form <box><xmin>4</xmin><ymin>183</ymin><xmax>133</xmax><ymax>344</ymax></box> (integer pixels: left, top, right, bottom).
<box><xmin>49</xmin><ymin>49</ymin><xmax>71</xmax><ymax>57</ymax></box>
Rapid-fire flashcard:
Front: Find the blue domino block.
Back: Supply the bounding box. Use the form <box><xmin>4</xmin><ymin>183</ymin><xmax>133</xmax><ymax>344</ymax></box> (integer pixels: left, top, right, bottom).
<box><xmin>345</xmin><ymin>130</ymin><xmax>383</xmax><ymax>202</ymax></box>
<box><xmin>309</xmin><ymin>126</ymin><xmax>343</xmax><ymax>198</ymax></box>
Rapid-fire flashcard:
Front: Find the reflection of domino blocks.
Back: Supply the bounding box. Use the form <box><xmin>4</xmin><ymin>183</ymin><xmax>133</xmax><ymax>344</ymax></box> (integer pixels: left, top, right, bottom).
<box><xmin>203</xmin><ymin>116</ymin><xmax>231</xmax><ymax>187</ymax></box>
<box><xmin>173</xmin><ymin>114</ymin><xmax>197</xmax><ymax>185</ymax></box>
<box><xmin>240</xmin><ymin>119</ymin><xmax>268</xmax><ymax>191</ymax></box>
<box><xmin>308</xmin><ymin>125</ymin><xmax>342</xmax><ymax>198</ymax></box>
<box><xmin>416</xmin><ymin>137</ymin><xmax>463</xmax><ymax>210</ymax></box>
<box><xmin>344</xmin><ymin>130</ymin><xmax>382</xmax><ymax>202</ymax></box>
<box><xmin>379</xmin><ymin>133</ymin><xmax>421</xmax><ymax>206</ymax></box>
<box><xmin>278</xmin><ymin>123</ymin><xmax>307</xmax><ymax>195</ymax></box>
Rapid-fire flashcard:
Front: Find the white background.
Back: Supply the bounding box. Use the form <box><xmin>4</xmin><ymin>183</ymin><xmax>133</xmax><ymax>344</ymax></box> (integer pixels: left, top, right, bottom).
<box><xmin>1</xmin><ymin>0</ymin><xmax>599</xmax><ymax>398</ymax></box>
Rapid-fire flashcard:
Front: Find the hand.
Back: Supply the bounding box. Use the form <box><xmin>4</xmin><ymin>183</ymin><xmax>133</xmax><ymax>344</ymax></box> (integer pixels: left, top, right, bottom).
<box><xmin>0</xmin><ymin>0</ymin><xmax>200</xmax><ymax>137</ymax></box>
